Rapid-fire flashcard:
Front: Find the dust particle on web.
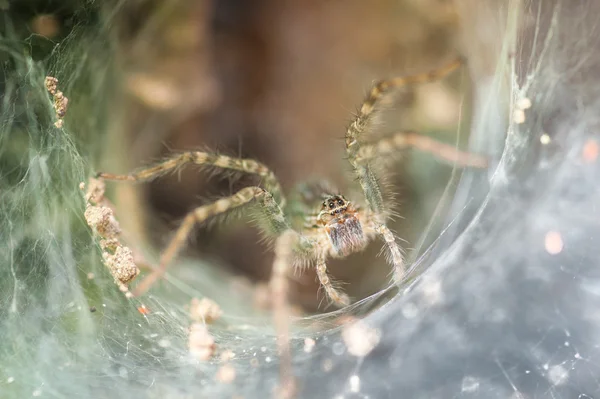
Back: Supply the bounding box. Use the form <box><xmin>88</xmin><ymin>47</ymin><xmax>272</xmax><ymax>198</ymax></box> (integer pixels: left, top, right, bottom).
<box><xmin>190</xmin><ymin>297</ymin><xmax>222</xmax><ymax>324</ymax></box>
<box><xmin>582</xmin><ymin>139</ymin><xmax>599</xmax><ymax>163</ymax></box>
<box><xmin>544</xmin><ymin>230</ymin><xmax>564</xmax><ymax>255</ymax></box>
<box><xmin>137</xmin><ymin>305</ymin><xmax>150</xmax><ymax>315</ymax></box>
<box><xmin>341</xmin><ymin>320</ymin><xmax>381</xmax><ymax>357</ymax></box>
<box><xmin>304</xmin><ymin>337</ymin><xmax>316</xmax><ymax>353</ymax></box>
<box><xmin>220</xmin><ymin>350</ymin><xmax>235</xmax><ymax>362</ymax></box>
<box><xmin>44</xmin><ymin>76</ymin><xmax>68</xmax><ymax>128</ymax></box>
<box><xmin>540</xmin><ymin>133</ymin><xmax>551</xmax><ymax>145</ymax></box>
<box><xmin>215</xmin><ymin>364</ymin><xmax>236</xmax><ymax>383</ymax></box>
<box><xmin>81</xmin><ymin>179</ymin><xmax>140</xmax><ymax>294</ymax></box>
<box><xmin>188</xmin><ymin>322</ymin><xmax>216</xmax><ymax>361</ymax></box>
<box><xmin>517</xmin><ymin>97</ymin><xmax>532</xmax><ymax>110</ymax></box>
<box><xmin>513</xmin><ymin>109</ymin><xmax>525</xmax><ymax>124</ymax></box>
<box><xmin>104</xmin><ymin>246</ymin><xmax>140</xmax><ymax>285</ymax></box>
<box><xmin>84</xmin><ymin>205</ymin><xmax>121</xmax><ymax>238</ymax></box>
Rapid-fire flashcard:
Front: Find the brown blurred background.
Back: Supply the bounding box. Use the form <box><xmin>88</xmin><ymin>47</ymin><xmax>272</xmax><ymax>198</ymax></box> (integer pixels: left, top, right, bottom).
<box><xmin>98</xmin><ymin>0</ymin><xmax>470</xmax><ymax>312</ymax></box>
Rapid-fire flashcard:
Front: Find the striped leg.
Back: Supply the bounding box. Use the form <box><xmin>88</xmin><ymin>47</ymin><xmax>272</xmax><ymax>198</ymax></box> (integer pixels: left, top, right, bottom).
<box><xmin>375</xmin><ymin>224</ymin><xmax>405</xmax><ymax>283</ymax></box>
<box><xmin>356</xmin><ymin>130</ymin><xmax>488</xmax><ymax>168</ymax></box>
<box><xmin>132</xmin><ymin>186</ymin><xmax>290</xmax><ymax>296</ymax></box>
<box><xmin>270</xmin><ymin>229</ymin><xmax>317</xmax><ymax>398</ymax></box>
<box><xmin>270</xmin><ymin>230</ymin><xmax>299</xmax><ymax>399</ymax></box>
<box><xmin>345</xmin><ymin>57</ymin><xmax>464</xmax><ymax>215</ymax></box>
<box><xmin>97</xmin><ymin>151</ymin><xmax>285</xmax><ymax>206</ymax></box>
<box><xmin>315</xmin><ymin>258</ymin><xmax>350</xmax><ymax>307</ymax></box>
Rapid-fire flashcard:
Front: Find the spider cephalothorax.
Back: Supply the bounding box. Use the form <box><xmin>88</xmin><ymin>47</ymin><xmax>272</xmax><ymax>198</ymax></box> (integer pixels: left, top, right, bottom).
<box><xmin>97</xmin><ymin>56</ymin><xmax>489</xmax><ymax>395</ymax></box>
<box><xmin>317</xmin><ymin>195</ymin><xmax>367</xmax><ymax>257</ymax></box>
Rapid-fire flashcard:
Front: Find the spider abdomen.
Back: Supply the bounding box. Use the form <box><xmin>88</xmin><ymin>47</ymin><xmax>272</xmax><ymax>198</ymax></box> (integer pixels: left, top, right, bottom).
<box><xmin>326</xmin><ymin>215</ymin><xmax>367</xmax><ymax>257</ymax></box>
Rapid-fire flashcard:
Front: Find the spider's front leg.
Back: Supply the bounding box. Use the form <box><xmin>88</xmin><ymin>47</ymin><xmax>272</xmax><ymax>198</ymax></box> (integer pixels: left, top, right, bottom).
<box><xmin>344</xmin><ymin>58</ymin><xmax>465</xmax><ymax>282</ymax></box>
<box><xmin>133</xmin><ymin>186</ymin><xmax>288</xmax><ymax>296</ymax></box>
<box><xmin>345</xmin><ymin>56</ymin><xmax>464</xmax><ymax>216</ymax></box>
<box><xmin>374</xmin><ymin>223</ymin><xmax>405</xmax><ymax>283</ymax></box>
<box><xmin>315</xmin><ymin>257</ymin><xmax>351</xmax><ymax>306</ymax></box>
<box><xmin>97</xmin><ymin>151</ymin><xmax>291</xmax><ymax>295</ymax></box>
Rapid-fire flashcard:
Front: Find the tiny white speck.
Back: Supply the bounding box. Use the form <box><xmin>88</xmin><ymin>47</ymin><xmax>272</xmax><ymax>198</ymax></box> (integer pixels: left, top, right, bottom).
<box><xmin>540</xmin><ymin>134</ymin><xmax>551</xmax><ymax>145</ymax></box>
<box><xmin>253</xmin><ymin>352</ymin><xmax>256</xmax><ymax>356</ymax></box>
<box><xmin>543</xmin><ymin>363</ymin><xmax>549</xmax><ymax>370</ymax></box>
<box><xmin>260</xmin><ymin>346</ymin><xmax>266</xmax><ymax>352</ymax></box>
<box><xmin>349</xmin><ymin>375</ymin><xmax>360</xmax><ymax>393</ymax></box>
<box><xmin>575</xmin><ymin>353</ymin><xmax>582</xmax><ymax>359</ymax></box>
<box><xmin>332</xmin><ymin>341</ymin><xmax>345</xmax><ymax>356</ymax></box>
<box><xmin>102</xmin><ymin>303</ymin><xmax>107</xmax><ymax>307</ymax></box>
<box><xmin>304</xmin><ymin>338</ymin><xmax>316</xmax><ymax>353</ymax></box>
<box><xmin>32</xmin><ymin>389</ymin><xmax>42</xmax><ymax>397</ymax></box>
<box><xmin>265</xmin><ymin>357</ymin><xmax>272</xmax><ymax>363</ymax></box>
<box><xmin>158</xmin><ymin>338</ymin><xmax>171</xmax><ymax>348</ymax></box>
<box><xmin>341</xmin><ymin>321</ymin><xmax>380</xmax><ymax>357</ymax></box>
<box><xmin>564</xmin><ymin>341</ymin><xmax>570</xmax><ymax>347</ymax></box>
<box><xmin>517</xmin><ymin>97</ymin><xmax>532</xmax><ymax>110</ymax></box>
<box><xmin>513</xmin><ymin>109</ymin><xmax>525</xmax><ymax>124</ymax></box>
<box><xmin>525</xmin><ymin>370</ymin><xmax>530</xmax><ymax>374</ymax></box>
<box><xmin>7</xmin><ymin>377</ymin><xmax>14</xmax><ymax>383</ymax></box>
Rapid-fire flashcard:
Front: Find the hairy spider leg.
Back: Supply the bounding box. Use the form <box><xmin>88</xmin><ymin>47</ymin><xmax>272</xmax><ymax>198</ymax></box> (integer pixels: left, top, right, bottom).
<box><xmin>375</xmin><ymin>223</ymin><xmax>405</xmax><ymax>283</ymax></box>
<box><xmin>99</xmin><ymin>153</ymin><xmax>310</xmax><ymax>395</ymax></box>
<box><xmin>345</xmin><ymin>56</ymin><xmax>464</xmax><ymax>214</ymax></box>
<box><xmin>271</xmin><ymin>230</ymin><xmax>303</xmax><ymax>399</ymax></box>
<box><xmin>97</xmin><ymin>151</ymin><xmax>291</xmax><ymax>295</ymax></box>
<box><xmin>97</xmin><ymin>151</ymin><xmax>286</xmax><ymax>207</ymax></box>
<box><xmin>132</xmin><ymin>186</ymin><xmax>290</xmax><ymax>296</ymax></box>
<box><xmin>315</xmin><ymin>256</ymin><xmax>350</xmax><ymax>306</ymax></box>
<box><xmin>345</xmin><ymin>57</ymin><xmax>464</xmax><ymax>282</ymax></box>
<box><xmin>357</xmin><ymin>130</ymin><xmax>489</xmax><ymax>168</ymax></box>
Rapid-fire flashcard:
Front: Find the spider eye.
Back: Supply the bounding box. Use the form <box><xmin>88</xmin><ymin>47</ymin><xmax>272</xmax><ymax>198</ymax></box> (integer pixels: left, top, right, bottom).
<box><xmin>337</xmin><ymin>199</ymin><xmax>345</xmax><ymax>206</ymax></box>
<box><xmin>328</xmin><ymin>202</ymin><xmax>335</xmax><ymax>209</ymax></box>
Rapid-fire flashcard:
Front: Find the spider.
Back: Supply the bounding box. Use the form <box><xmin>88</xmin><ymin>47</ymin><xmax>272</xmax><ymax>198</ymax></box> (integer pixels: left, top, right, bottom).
<box><xmin>97</xmin><ymin>56</ymin><xmax>487</xmax><ymax>395</ymax></box>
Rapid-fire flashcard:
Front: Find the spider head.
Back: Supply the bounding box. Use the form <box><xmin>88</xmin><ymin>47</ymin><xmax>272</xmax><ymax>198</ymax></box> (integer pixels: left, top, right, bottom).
<box><xmin>318</xmin><ymin>195</ymin><xmax>366</xmax><ymax>257</ymax></box>
<box><xmin>320</xmin><ymin>195</ymin><xmax>349</xmax><ymax>218</ymax></box>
